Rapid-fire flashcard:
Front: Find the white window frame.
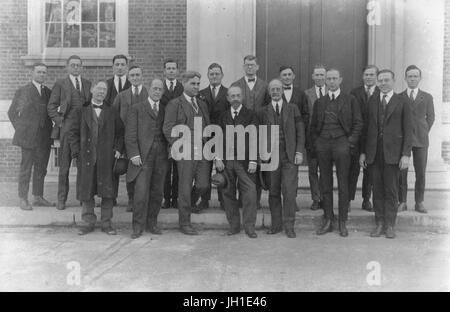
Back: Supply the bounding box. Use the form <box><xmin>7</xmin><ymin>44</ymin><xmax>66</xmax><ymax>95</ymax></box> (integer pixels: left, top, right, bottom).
<box><xmin>22</xmin><ymin>0</ymin><xmax>128</xmax><ymax>66</ymax></box>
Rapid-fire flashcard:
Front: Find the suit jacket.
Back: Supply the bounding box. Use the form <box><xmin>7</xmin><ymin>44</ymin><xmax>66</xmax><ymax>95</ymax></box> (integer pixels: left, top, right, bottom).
<box><xmin>231</xmin><ymin>77</ymin><xmax>270</xmax><ymax>112</ymax></box>
<box><xmin>304</xmin><ymin>86</ymin><xmax>328</xmax><ymax>124</ymax></box>
<box><xmin>198</xmin><ymin>85</ymin><xmax>230</xmax><ymax>125</ymax></box>
<box><xmin>163</xmin><ymin>95</ymin><xmax>210</xmax><ymax>152</ymax></box>
<box><xmin>8</xmin><ymin>82</ymin><xmax>53</xmax><ymax>149</ymax></box>
<box><xmin>104</xmin><ymin>76</ymin><xmax>131</xmax><ymax>107</ymax></box>
<box><xmin>125</xmin><ymin>99</ymin><xmax>168</xmax><ymax>182</ymax></box>
<box><xmin>68</xmin><ymin>102</ymin><xmax>124</xmax><ymax>200</ymax></box>
<box><xmin>400</xmin><ymin>89</ymin><xmax>434</xmax><ymax>147</ymax></box>
<box><xmin>310</xmin><ymin>92</ymin><xmax>363</xmax><ymax>151</ymax></box>
<box><xmin>112</xmin><ymin>86</ymin><xmax>149</xmax><ymax>126</ymax></box>
<box><xmin>361</xmin><ymin>93</ymin><xmax>412</xmax><ymax>165</ymax></box>
<box><xmin>350</xmin><ymin>85</ymin><xmax>380</xmax><ymax>150</ymax></box>
<box><xmin>47</xmin><ymin>77</ymin><xmax>92</xmax><ymax>138</ymax></box>
<box><xmin>259</xmin><ymin>101</ymin><xmax>305</xmax><ymax>164</ymax></box>
<box><xmin>219</xmin><ymin>105</ymin><xmax>259</xmax><ymax>170</ymax></box>
<box><xmin>161</xmin><ymin>80</ymin><xmax>184</xmax><ymax>107</ymax></box>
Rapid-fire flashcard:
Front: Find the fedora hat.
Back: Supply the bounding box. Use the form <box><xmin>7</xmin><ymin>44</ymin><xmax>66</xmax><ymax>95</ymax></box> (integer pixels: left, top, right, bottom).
<box><xmin>211</xmin><ymin>171</ymin><xmax>228</xmax><ymax>189</ymax></box>
<box><xmin>113</xmin><ymin>158</ymin><xmax>128</xmax><ymax>176</ymax></box>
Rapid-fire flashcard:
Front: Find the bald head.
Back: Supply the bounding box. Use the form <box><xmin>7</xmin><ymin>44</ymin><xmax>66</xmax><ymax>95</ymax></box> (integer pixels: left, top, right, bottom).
<box><xmin>148</xmin><ymin>78</ymin><xmax>164</xmax><ymax>102</ymax></box>
<box><xmin>268</xmin><ymin>79</ymin><xmax>283</xmax><ymax>101</ymax></box>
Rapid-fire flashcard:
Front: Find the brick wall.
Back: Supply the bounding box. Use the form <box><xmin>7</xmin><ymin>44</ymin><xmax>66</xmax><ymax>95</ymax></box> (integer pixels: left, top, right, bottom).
<box><xmin>0</xmin><ymin>0</ymin><xmax>187</xmax><ymax>181</ymax></box>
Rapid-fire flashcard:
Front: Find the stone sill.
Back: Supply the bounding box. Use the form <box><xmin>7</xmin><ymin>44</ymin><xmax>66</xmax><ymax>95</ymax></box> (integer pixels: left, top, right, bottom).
<box><xmin>20</xmin><ymin>55</ymin><xmax>131</xmax><ymax>67</ymax></box>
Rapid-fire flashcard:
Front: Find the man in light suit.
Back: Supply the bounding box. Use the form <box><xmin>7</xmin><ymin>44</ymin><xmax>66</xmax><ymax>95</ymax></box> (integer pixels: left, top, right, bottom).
<box><xmin>310</xmin><ymin>68</ymin><xmax>363</xmax><ymax>237</ymax></box>
<box><xmin>304</xmin><ymin>64</ymin><xmax>327</xmax><ymax>211</ymax></box>
<box><xmin>105</xmin><ymin>55</ymin><xmax>131</xmax><ymax>206</ymax></box>
<box><xmin>126</xmin><ymin>79</ymin><xmax>169</xmax><ymax>239</ymax></box>
<box><xmin>48</xmin><ymin>55</ymin><xmax>92</xmax><ymax>210</ymax></box>
<box><xmin>398</xmin><ymin>65</ymin><xmax>434</xmax><ymax>214</ymax></box>
<box><xmin>360</xmin><ymin>69</ymin><xmax>412</xmax><ymax>239</ymax></box>
<box><xmin>112</xmin><ymin>65</ymin><xmax>148</xmax><ymax>212</ymax></box>
<box><xmin>8</xmin><ymin>63</ymin><xmax>54</xmax><ymax>210</ymax></box>
<box><xmin>195</xmin><ymin>63</ymin><xmax>230</xmax><ymax>212</ymax></box>
<box><xmin>163</xmin><ymin>71</ymin><xmax>211</xmax><ymax>235</ymax></box>
<box><xmin>260</xmin><ymin>79</ymin><xmax>305</xmax><ymax>238</ymax></box>
<box><xmin>161</xmin><ymin>59</ymin><xmax>184</xmax><ymax>209</ymax></box>
<box><xmin>349</xmin><ymin>65</ymin><xmax>380</xmax><ymax>212</ymax></box>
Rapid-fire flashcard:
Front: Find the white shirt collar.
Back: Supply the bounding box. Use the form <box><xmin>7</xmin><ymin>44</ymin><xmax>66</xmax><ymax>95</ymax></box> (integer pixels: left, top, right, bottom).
<box><xmin>131</xmin><ymin>84</ymin><xmax>143</xmax><ymax>94</ymax></box>
<box><xmin>69</xmin><ymin>75</ymin><xmax>82</xmax><ymax>90</ymax></box>
<box><xmin>328</xmin><ymin>88</ymin><xmax>341</xmax><ymax>99</ymax></box>
<box><xmin>407</xmin><ymin>87</ymin><xmax>419</xmax><ymax>99</ymax></box>
<box><xmin>231</xmin><ymin>104</ymin><xmax>242</xmax><ymax>115</ymax></box>
<box><xmin>183</xmin><ymin>92</ymin><xmax>196</xmax><ymax>103</ymax></box>
<box><xmin>148</xmin><ymin>97</ymin><xmax>159</xmax><ymax>106</ymax></box>
<box><xmin>210</xmin><ymin>84</ymin><xmax>221</xmax><ymax>91</ymax></box>
<box><xmin>271</xmin><ymin>99</ymin><xmax>283</xmax><ymax>110</ymax></box>
<box><xmin>32</xmin><ymin>80</ymin><xmax>42</xmax><ymax>94</ymax></box>
<box><xmin>114</xmin><ymin>75</ymin><xmax>127</xmax><ymax>92</ymax></box>
<box><xmin>315</xmin><ymin>85</ymin><xmax>325</xmax><ymax>97</ymax></box>
<box><xmin>380</xmin><ymin>90</ymin><xmax>394</xmax><ymax>103</ymax></box>
<box><xmin>365</xmin><ymin>84</ymin><xmax>376</xmax><ymax>93</ymax></box>
<box><xmin>245</xmin><ymin>76</ymin><xmax>257</xmax><ymax>84</ymax></box>
<box><xmin>166</xmin><ymin>79</ymin><xmax>177</xmax><ymax>89</ymax></box>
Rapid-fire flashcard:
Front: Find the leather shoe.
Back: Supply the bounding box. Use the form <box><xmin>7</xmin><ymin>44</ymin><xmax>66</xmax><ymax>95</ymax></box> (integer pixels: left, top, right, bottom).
<box><xmin>385</xmin><ymin>226</ymin><xmax>396</xmax><ymax>239</ymax></box>
<box><xmin>19</xmin><ymin>198</ymin><xmax>32</xmax><ymax>211</ymax></box>
<box><xmin>180</xmin><ymin>225</ymin><xmax>199</xmax><ymax>235</ymax></box>
<box><xmin>226</xmin><ymin>228</ymin><xmax>240</xmax><ymax>236</ymax></box>
<box><xmin>415</xmin><ymin>202</ymin><xmax>427</xmax><ymax>214</ymax></box>
<box><xmin>316</xmin><ymin>219</ymin><xmax>333</xmax><ymax>235</ymax></box>
<box><xmin>266</xmin><ymin>227</ymin><xmax>282</xmax><ymax>235</ymax></box>
<box><xmin>362</xmin><ymin>200</ymin><xmax>373</xmax><ymax>212</ymax></box>
<box><xmin>310</xmin><ymin>200</ymin><xmax>320</xmax><ymax>211</ymax></box>
<box><xmin>191</xmin><ymin>204</ymin><xmax>201</xmax><ymax>214</ymax></box>
<box><xmin>370</xmin><ymin>224</ymin><xmax>385</xmax><ymax>237</ymax></box>
<box><xmin>78</xmin><ymin>226</ymin><xmax>95</xmax><ymax>235</ymax></box>
<box><xmin>285</xmin><ymin>229</ymin><xmax>296</xmax><ymax>238</ymax></box>
<box><xmin>171</xmin><ymin>200</ymin><xmax>178</xmax><ymax>209</ymax></box>
<box><xmin>245</xmin><ymin>231</ymin><xmax>257</xmax><ymax>238</ymax></box>
<box><xmin>339</xmin><ymin>221</ymin><xmax>348</xmax><ymax>237</ymax></box>
<box><xmin>162</xmin><ymin>200</ymin><xmax>171</xmax><ymax>209</ymax></box>
<box><xmin>131</xmin><ymin>230</ymin><xmax>143</xmax><ymax>239</ymax></box>
<box><xmin>33</xmin><ymin>196</ymin><xmax>55</xmax><ymax>207</ymax></box>
<box><xmin>198</xmin><ymin>199</ymin><xmax>209</xmax><ymax>211</ymax></box>
<box><xmin>126</xmin><ymin>199</ymin><xmax>133</xmax><ymax>212</ymax></box>
<box><xmin>56</xmin><ymin>201</ymin><xmax>66</xmax><ymax>210</ymax></box>
<box><xmin>146</xmin><ymin>225</ymin><xmax>162</xmax><ymax>235</ymax></box>
<box><xmin>101</xmin><ymin>227</ymin><xmax>117</xmax><ymax>235</ymax></box>
<box><xmin>398</xmin><ymin>202</ymin><xmax>407</xmax><ymax>212</ymax></box>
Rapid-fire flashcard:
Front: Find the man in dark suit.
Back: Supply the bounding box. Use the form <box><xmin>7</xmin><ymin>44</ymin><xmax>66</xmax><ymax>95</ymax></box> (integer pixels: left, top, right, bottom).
<box><xmin>8</xmin><ymin>63</ymin><xmax>54</xmax><ymax>210</ymax></box>
<box><xmin>260</xmin><ymin>79</ymin><xmax>305</xmax><ymax>238</ymax></box>
<box><xmin>68</xmin><ymin>81</ymin><xmax>124</xmax><ymax>236</ymax></box>
<box><xmin>112</xmin><ymin>65</ymin><xmax>148</xmax><ymax>212</ymax></box>
<box><xmin>105</xmin><ymin>55</ymin><xmax>131</xmax><ymax>207</ymax></box>
<box><xmin>161</xmin><ymin>59</ymin><xmax>184</xmax><ymax>209</ymax></box>
<box><xmin>349</xmin><ymin>65</ymin><xmax>380</xmax><ymax>212</ymax></box>
<box><xmin>215</xmin><ymin>86</ymin><xmax>259</xmax><ymax>238</ymax></box>
<box><xmin>48</xmin><ymin>55</ymin><xmax>92</xmax><ymax>210</ymax></box>
<box><xmin>310</xmin><ymin>68</ymin><xmax>363</xmax><ymax>237</ymax></box>
<box><xmin>195</xmin><ymin>63</ymin><xmax>230</xmax><ymax>211</ymax></box>
<box><xmin>104</xmin><ymin>55</ymin><xmax>131</xmax><ymax>107</ymax></box>
<box><xmin>126</xmin><ymin>79</ymin><xmax>169</xmax><ymax>239</ymax></box>
<box><xmin>163</xmin><ymin>71</ymin><xmax>211</xmax><ymax>235</ymax></box>
<box><xmin>360</xmin><ymin>69</ymin><xmax>412</xmax><ymax>239</ymax></box>
<box><xmin>398</xmin><ymin>65</ymin><xmax>434</xmax><ymax>214</ymax></box>
<box><xmin>304</xmin><ymin>65</ymin><xmax>328</xmax><ymax>211</ymax></box>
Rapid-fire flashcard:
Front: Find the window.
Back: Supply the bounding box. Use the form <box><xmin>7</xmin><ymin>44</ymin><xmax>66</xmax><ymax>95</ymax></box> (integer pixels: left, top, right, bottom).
<box><xmin>22</xmin><ymin>0</ymin><xmax>128</xmax><ymax>66</ymax></box>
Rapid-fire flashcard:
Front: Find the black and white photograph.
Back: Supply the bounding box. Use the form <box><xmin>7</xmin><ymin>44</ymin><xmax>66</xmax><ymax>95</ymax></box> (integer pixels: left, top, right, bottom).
<box><xmin>0</xmin><ymin>0</ymin><xmax>449</xmax><ymax>295</ymax></box>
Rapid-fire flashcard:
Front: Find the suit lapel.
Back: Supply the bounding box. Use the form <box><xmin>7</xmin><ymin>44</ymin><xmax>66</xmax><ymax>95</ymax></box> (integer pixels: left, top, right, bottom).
<box><xmin>84</xmin><ymin>105</ymin><xmax>93</xmax><ymax>130</ymax></box>
<box><xmin>282</xmin><ymin>101</ymin><xmax>289</xmax><ymax>127</ymax></box>
<box><xmin>144</xmin><ymin>99</ymin><xmax>157</xmax><ymax>119</ymax></box>
<box><xmin>385</xmin><ymin>94</ymin><xmax>399</xmax><ymax>122</ymax></box>
<box><xmin>180</xmin><ymin>96</ymin><xmax>194</xmax><ymax>120</ymax></box>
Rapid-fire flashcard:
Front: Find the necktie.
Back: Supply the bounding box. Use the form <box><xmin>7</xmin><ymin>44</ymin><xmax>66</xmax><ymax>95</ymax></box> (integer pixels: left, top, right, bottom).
<box><xmin>41</xmin><ymin>84</ymin><xmax>45</xmax><ymax>97</ymax></box>
<box><xmin>248</xmin><ymin>78</ymin><xmax>255</xmax><ymax>82</ymax></box>
<box><xmin>381</xmin><ymin>94</ymin><xmax>388</xmax><ymax>113</ymax></box>
<box><xmin>75</xmin><ymin>77</ymin><xmax>80</xmax><ymax>91</ymax></box>
<box><xmin>331</xmin><ymin>94</ymin><xmax>335</xmax><ymax>101</ymax></box>
<box><xmin>410</xmin><ymin>90</ymin><xmax>415</xmax><ymax>101</ymax></box>
<box><xmin>319</xmin><ymin>87</ymin><xmax>324</xmax><ymax>98</ymax></box>
<box><xmin>283</xmin><ymin>86</ymin><xmax>292</xmax><ymax>90</ymax></box>
<box><xmin>212</xmin><ymin>86</ymin><xmax>217</xmax><ymax>100</ymax></box>
<box><xmin>191</xmin><ymin>97</ymin><xmax>199</xmax><ymax>112</ymax></box>
<box><xmin>169</xmin><ymin>81</ymin><xmax>174</xmax><ymax>92</ymax></box>
<box><xmin>93</xmin><ymin>104</ymin><xmax>103</xmax><ymax>109</ymax></box>
<box><xmin>118</xmin><ymin>77</ymin><xmax>123</xmax><ymax>93</ymax></box>
<box><xmin>152</xmin><ymin>102</ymin><xmax>158</xmax><ymax>115</ymax></box>
<box><xmin>275</xmin><ymin>102</ymin><xmax>280</xmax><ymax>116</ymax></box>
<box><xmin>365</xmin><ymin>86</ymin><xmax>371</xmax><ymax>99</ymax></box>
<box><xmin>233</xmin><ymin>110</ymin><xmax>238</xmax><ymax>119</ymax></box>
<box><xmin>133</xmin><ymin>86</ymin><xmax>138</xmax><ymax>96</ymax></box>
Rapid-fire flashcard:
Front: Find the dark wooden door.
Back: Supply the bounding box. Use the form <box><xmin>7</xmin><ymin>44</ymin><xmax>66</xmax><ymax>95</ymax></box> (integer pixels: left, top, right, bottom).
<box><xmin>256</xmin><ymin>0</ymin><xmax>368</xmax><ymax>93</ymax></box>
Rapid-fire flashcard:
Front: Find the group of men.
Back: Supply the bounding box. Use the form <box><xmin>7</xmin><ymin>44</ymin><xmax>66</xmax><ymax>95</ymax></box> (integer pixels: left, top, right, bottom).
<box><xmin>8</xmin><ymin>53</ymin><xmax>434</xmax><ymax>240</ymax></box>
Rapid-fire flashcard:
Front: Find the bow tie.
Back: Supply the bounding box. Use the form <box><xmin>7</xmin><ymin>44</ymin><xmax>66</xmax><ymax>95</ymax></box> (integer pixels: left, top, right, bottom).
<box><xmin>283</xmin><ymin>86</ymin><xmax>292</xmax><ymax>90</ymax></box>
<box><xmin>247</xmin><ymin>78</ymin><xmax>256</xmax><ymax>82</ymax></box>
<box><xmin>92</xmin><ymin>104</ymin><xmax>103</xmax><ymax>109</ymax></box>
